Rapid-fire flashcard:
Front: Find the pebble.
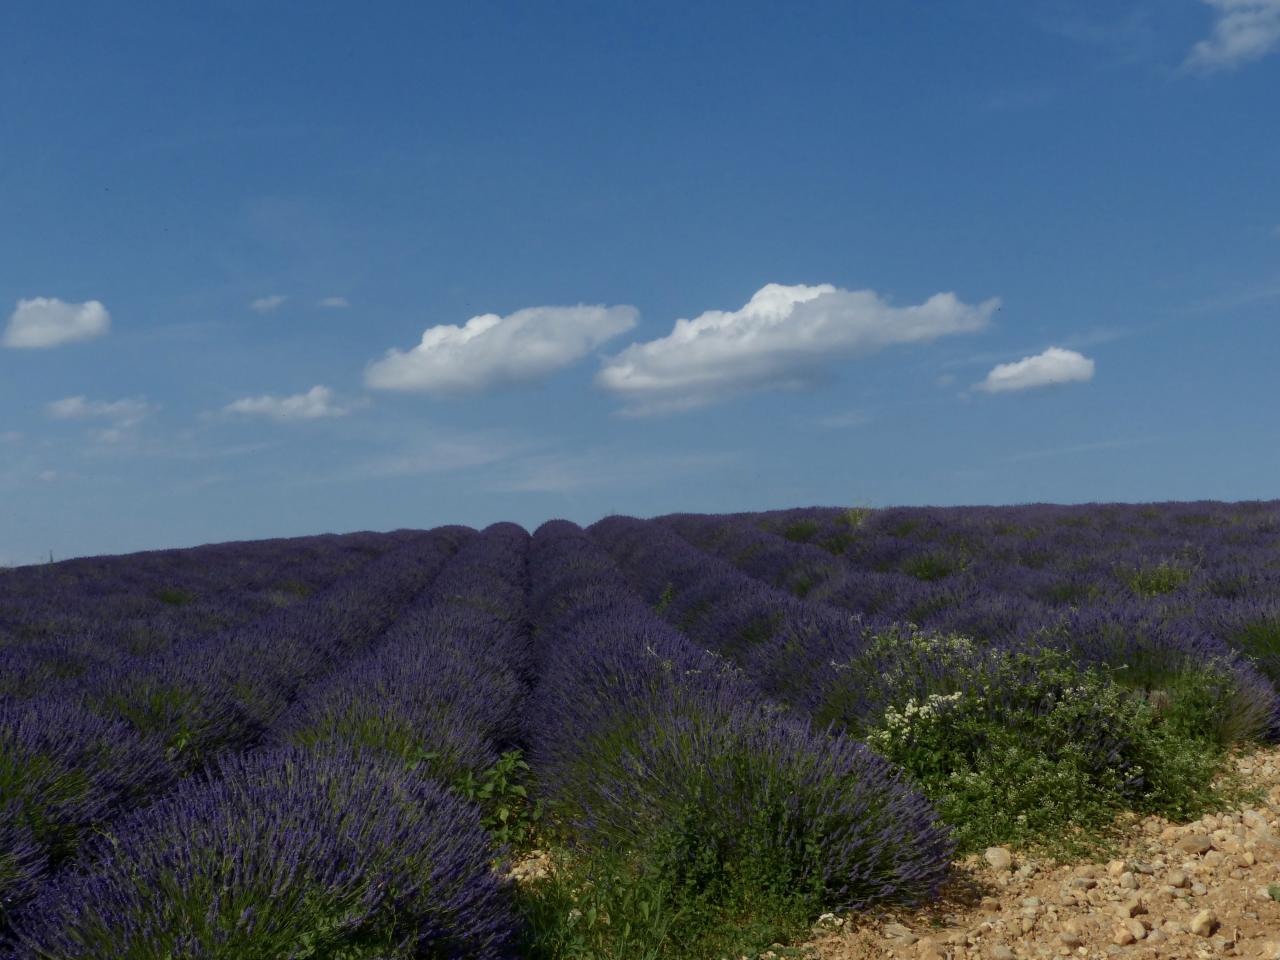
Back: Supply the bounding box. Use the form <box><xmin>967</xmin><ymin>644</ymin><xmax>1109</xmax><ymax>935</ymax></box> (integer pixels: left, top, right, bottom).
<box><xmin>1189</xmin><ymin>909</ymin><xmax>1219</xmax><ymax>937</ymax></box>
<box><xmin>1178</xmin><ymin>834</ymin><xmax>1214</xmax><ymax>855</ymax></box>
<box><xmin>985</xmin><ymin>846</ymin><xmax>1014</xmax><ymax>870</ymax></box>
<box><xmin>882</xmin><ymin>922</ymin><xmax>916</xmax><ymax>944</ymax></box>
<box><xmin>991</xmin><ymin>947</ymin><xmax>1016</xmax><ymax>960</ymax></box>
<box><xmin>1116</xmin><ymin>897</ymin><xmax>1145</xmax><ymax>918</ymax></box>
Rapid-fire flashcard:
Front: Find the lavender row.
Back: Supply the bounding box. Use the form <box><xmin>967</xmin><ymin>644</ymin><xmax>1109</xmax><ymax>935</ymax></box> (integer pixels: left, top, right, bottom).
<box><xmin>270</xmin><ymin>521</ymin><xmax>532</xmax><ymax>786</ymax></box>
<box><xmin>595</xmin><ymin>515</ymin><xmax>1279</xmax><ymax>745</ymax></box>
<box><xmin>0</xmin><ymin>529</ymin><xmax>411</xmax><ymax>651</ymax></box>
<box><xmin>0</xmin><ymin>531</ymin><xmax>416</xmax><ymax>700</ymax></box>
<box><xmin>526</xmin><ymin>519</ymin><xmax>952</xmax><ymax>913</ymax></box>
<box><xmin>0</xmin><ymin>527</ymin><xmax>472</xmax><ymax>920</ymax></box>
<box><xmin>588</xmin><ymin>514</ymin><xmax>872</xmax><ymax>716</ymax></box>
<box><xmin>659</xmin><ymin>507</ymin><xmax>1280</xmax><ymax>737</ymax></box>
<box><xmin>5</xmin><ymin>526</ymin><xmax>529</xmax><ymax>958</ymax></box>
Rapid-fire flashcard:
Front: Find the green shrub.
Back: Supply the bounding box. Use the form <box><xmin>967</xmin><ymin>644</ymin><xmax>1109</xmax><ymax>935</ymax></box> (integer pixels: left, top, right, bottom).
<box><xmin>781</xmin><ymin>521</ymin><xmax>819</xmax><ymax>543</ymax></box>
<box><xmin>850</xmin><ymin>634</ymin><xmax>1239</xmax><ymax>858</ymax></box>
<box><xmin>1232</xmin><ymin>618</ymin><xmax>1280</xmax><ymax>685</ymax></box>
<box><xmin>900</xmin><ymin>552</ymin><xmax>963</xmax><ymax>582</ymax></box>
<box><xmin>1118</xmin><ymin>560</ymin><xmax>1192</xmax><ymax>598</ymax></box>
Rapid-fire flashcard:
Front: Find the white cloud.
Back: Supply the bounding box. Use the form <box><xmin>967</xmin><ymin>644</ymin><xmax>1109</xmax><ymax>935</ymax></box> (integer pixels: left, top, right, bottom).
<box><xmin>224</xmin><ymin>385</ymin><xmax>353</xmax><ymax>421</ymax></box>
<box><xmin>816</xmin><ymin>409</ymin><xmax>872</xmax><ymax>429</ymax></box>
<box><xmin>46</xmin><ymin>396</ymin><xmax>156</xmax><ymax>444</ymax></box>
<box><xmin>365</xmin><ymin>304</ymin><xmax>638</xmax><ymax>393</ymax></box>
<box><xmin>596</xmin><ymin>282</ymin><xmax>999</xmax><ymax>415</ymax></box>
<box><xmin>975</xmin><ymin>347</ymin><xmax>1095</xmax><ymax>394</ymax></box>
<box><xmin>3</xmin><ymin>298</ymin><xmax>110</xmax><ymax>349</ymax></box>
<box><xmin>318</xmin><ymin>296</ymin><xmax>350</xmax><ymax>309</ymax></box>
<box><xmin>1185</xmin><ymin>0</ymin><xmax>1280</xmax><ymax>71</ymax></box>
<box><xmin>250</xmin><ymin>294</ymin><xmax>287</xmax><ymax>314</ymax></box>
<box><xmin>46</xmin><ymin>396</ymin><xmax>154</xmax><ymax>425</ymax></box>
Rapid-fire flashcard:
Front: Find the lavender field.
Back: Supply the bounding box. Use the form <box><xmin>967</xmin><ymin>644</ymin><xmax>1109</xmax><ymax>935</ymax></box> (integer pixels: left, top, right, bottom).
<box><xmin>2</xmin><ymin>501</ymin><xmax>1278</xmax><ymax>959</ymax></box>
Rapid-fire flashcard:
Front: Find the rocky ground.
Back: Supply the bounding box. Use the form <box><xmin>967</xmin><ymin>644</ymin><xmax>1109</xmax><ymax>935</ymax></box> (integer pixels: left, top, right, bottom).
<box><xmin>801</xmin><ymin>744</ymin><xmax>1280</xmax><ymax>960</ymax></box>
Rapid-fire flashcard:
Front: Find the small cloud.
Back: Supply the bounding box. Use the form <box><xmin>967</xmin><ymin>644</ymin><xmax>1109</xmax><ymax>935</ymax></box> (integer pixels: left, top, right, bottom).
<box><xmin>365</xmin><ymin>304</ymin><xmax>638</xmax><ymax>393</ymax></box>
<box><xmin>975</xmin><ymin>347</ymin><xmax>1095</xmax><ymax>394</ymax></box>
<box><xmin>3</xmin><ymin>298</ymin><xmax>111</xmax><ymax>349</ymax></box>
<box><xmin>816</xmin><ymin>409</ymin><xmax>872</xmax><ymax>429</ymax></box>
<box><xmin>46</xmin><ymin>396</ymin><xmax>155</xmax><ymax>425</ymax></box>
<box><xmin>250</xmin><ymin>294</ymin><xmax>287</xmax><ymax>314</ymax></box>
<box><xmin>318</xmin><ymin>296</ymin><xmax>350</xmax><ymax>309</ymax></box>
<box><xmin>37</xmin><ymin>470</ymin><xmax>58</xmax><ymax>482</ymax></box>
<box><xmin>936</xmin><ymin>373</ymin><xmax>958</xmax><ymax>388</ymax></box>
<box><xmin>224</xmin><ymin>385</ymin><xmax>354</xmax><ymax>421</ymax></box>
<box><xmin>1184</xmin><ymin>0</ymin><xmax>1280</xmax><ymax>71</ymax></box>
<box><xmin>597</xmin><ymin>282</ymin><xmax>999</xmax><ymax>416</ymax></box>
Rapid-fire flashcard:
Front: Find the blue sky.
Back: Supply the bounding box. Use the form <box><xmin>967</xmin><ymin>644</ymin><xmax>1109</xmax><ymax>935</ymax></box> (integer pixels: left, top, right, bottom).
<box><xmin>2</xmin><ymin>0</ymin><xmax>1278</xmax><ymax>563</ymax></box>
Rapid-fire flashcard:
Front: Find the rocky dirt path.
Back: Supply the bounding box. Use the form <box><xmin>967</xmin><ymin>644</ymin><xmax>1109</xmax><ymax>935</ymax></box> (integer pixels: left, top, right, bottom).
<box><xmin>800</xmin><ymin>745</ymin><xmax>1280</xmax><ymax>960</ymax></box>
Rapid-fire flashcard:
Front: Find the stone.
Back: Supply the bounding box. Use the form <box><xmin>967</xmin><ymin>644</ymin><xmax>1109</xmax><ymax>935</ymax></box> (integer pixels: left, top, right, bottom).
<box><xmin>1120</xmin><ymin>872</ymin><xmax>1139</xmax><ymax>890</ymax></box>
<box><xmin>1117</xmin><ymin>898</ymin><xmax>1146</xmax><ymax>918</ymax></box>
<box><xmin>1243</xmin><ymin>810</ymin><xmax>1270</xmax><ymax>832</ymax></box>
<box><xmin>883</xmin><ymin>922</ymin><xmax>916</xmax><ymax>944</ymax></box>
<box><xmin>1113</xmin><ymin>927</ymin><xmax>1135</xmax><ymax>946</ymax></box>
<box><xmin>1058</xmin><ymin>933</ymin><xmax>1083</xmax><ymax>949</ymax></box>
<box><xmin>1188</xmin><ymin>909</ymin><xmax>1218</xmax><ymax>937</ymax></box>
<box><xmin>1106</xmin><ymin>859</ymin><xmax>1128</xmax><ymax>877</ymax></box>
<box><xmin>1166</xmin><ymin>870</ymin><xmax>1190</xmax><ymax>888</ymax></box>
<box><xmin>992</xmin><ymin>947</ymin><xmax>1016</xmax><ymax>960</ymax></box>
<box><xmin>1177</xmin><ymin>834</ymin><xmax>1213</xmax><ymax>855</ymax></box>
<box><xmin>1123</xmin><ymin>918</ymin><xmax>1147</xmax><ymax>941</ymax></box>
<box><xmin>985</xmin><ymin>846</ymin><xmax>1014</xmax><ymax>870</ymax></box>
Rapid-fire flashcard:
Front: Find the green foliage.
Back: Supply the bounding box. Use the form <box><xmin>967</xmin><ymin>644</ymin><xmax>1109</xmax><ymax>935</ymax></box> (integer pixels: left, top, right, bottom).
<box><xmin>0</xmin><ymin>750</ymin><xmax>93</xmax><ymax>861</ymax></box>
<box><xmin>853</xmin><ymin>636</ymin><xmax>1239</xmax><ymax>858</ymax></box>
<box><xmin>900</xmin><ymin>552</ymin><xmax>962</xmax><ymax>582</ymax></box>
<box><xmin>817</xmin><ymin>532</ymin><xmax>855</xmax><ymax>556</ymax></box>
<box><xmin>1117</xmin><ymin>560</ymin><xmax>1192</xmax><ymax>598</ymax></box>
<box><xmin>1232</xmin><ymin>617</ymin><xmax>1280</xmax><ymax>685</ymax></box>
<box><xmin>452</xmin><ymin>750</ymin><xmax>543</xmax><ymax>852</ymax></box>
<box><xmin>780</xmin><ymin>520</ymin><xmax>819</xmax><ymax>543</ymax></box>
<box><xmin>516</xmin><ymin>837</ymin><xmax>814</xmax><ymax>960</ymax></box>
<box><xmin>1268</xmin><ymin>884</ymin><xmax>1280</xmax><ymax>902</ymax></box>
<box><xmin>153</xmin><ymin>587</ymin><xmax>195</xmax><ymax>607</ymax></box>
<box><xmin>841</xmin><ymin>508</ymin><xmax>872</xmax><ymax>529</ymax></box>
<box><xmin>654</xmin><ymin>582</ymin><xmax>675</xmax><ymax>616</ymax></box>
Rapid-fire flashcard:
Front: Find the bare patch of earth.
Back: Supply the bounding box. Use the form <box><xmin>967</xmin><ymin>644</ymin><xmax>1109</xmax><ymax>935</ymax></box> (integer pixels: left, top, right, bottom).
<box><xmin>799</xmin><ymin>744</ymin><xmax>1280</xmax><ymax>960</ymax></box>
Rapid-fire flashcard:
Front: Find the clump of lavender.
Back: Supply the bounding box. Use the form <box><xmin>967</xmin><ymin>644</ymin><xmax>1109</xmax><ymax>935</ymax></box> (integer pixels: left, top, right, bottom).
<box><xmin>9</xmin><ymin>747</ymin><xmax>518</xmax><ymax>960</ymax></box>
<box><xmin>0</xmin><ymin>696</ymin><xmax>176</xmax><ymax>912</ymax></box>
<box><xmin>526</xmin><ymin>520</ymin><xmax>953</xmax><ymax>939</ymax></box>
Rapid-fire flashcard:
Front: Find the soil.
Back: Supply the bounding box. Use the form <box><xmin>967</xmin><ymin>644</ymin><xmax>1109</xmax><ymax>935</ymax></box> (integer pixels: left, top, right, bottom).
<box><xmin>797</xmin><ymin>744</ymin><xmax>1280</xmax><ymax>960</ymax></box>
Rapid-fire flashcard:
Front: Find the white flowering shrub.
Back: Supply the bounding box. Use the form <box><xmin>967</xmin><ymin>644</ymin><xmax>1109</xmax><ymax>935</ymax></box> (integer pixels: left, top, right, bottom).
<box><xmin>855</xmin><ymin>636</ymin><xmax>1238</xmax><ymax>857</ymax></box>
